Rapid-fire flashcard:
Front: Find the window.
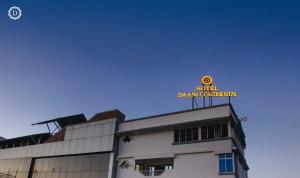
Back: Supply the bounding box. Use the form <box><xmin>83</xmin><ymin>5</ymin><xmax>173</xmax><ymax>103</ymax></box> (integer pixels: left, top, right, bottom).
<box><xmin>219</xmin><ymin>153</ymin><xmax>234</xmax><ymax>173</ymax></box>
<box><xmin>208</xmin><ymin>125</ymin><xmax>214</xmax><ymax>139</ymax></box>
<box><xmin>201</xmin><ymin>126</ymin><xmax>208</xmax><ymax>139</ymax></box>
<box><xmin>192</xmin><ymin>127</ymin><xmax>198</xmax><ymax>140</ymax></box>
<box><xmin>221</xmin><ymin>124</ymin><xmax>228</xmax><ymax>137</ymax></box>
<box><xmin>179</xmin><ymin>129</ymin><xmax>186</xmax><ymax>142</ymax></box>
<box><xmin>174</xmin><ymin>127</ymin><xmax>198</xmax><ymax>143</ymax></box>
<box><xmin>174</xmin><ymin>130</ymin><xmax>180</xmax><ymax>143</ymax></box>
<box><xmin>201</xmin><ymin>123</ymin><xmax>228</xmax><ymax>140</ymax></box>
<box><xmin>135</xmin><ymin>158</ymin><xmax>174</xmax><ymax>176</ymax></box>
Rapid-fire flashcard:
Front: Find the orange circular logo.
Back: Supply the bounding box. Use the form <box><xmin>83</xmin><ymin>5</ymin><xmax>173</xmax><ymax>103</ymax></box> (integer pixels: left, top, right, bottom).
<box><xmin>201</xmin><ymin>75</ymin><xmax>213</xmax><ymax>85</ymax></box>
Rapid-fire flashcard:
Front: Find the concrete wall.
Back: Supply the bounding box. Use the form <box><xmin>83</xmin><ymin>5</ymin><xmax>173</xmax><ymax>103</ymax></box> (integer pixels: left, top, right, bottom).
<box><xmin>117</xmin><ymin>153</ymin><xmax>234</xmax><ymax>178</ymax></box>
<box><xmin>0</xmin><ymin>118</ymin><xmax>117</xmax><ymax>159</ymax></box>
<box><xmin>118</xmin><ymin>105</ymin><xmax>232</xmax><ymax>134</ymax></box>
<box><xmin>118</xmin><ymin>130</ymin><xmax>232</xmax><ymax>159</ymax></box>
<box><xmin>117</xmin><ymin>129</ymin><xmax>235</xmax><ymax>178</ymax></box>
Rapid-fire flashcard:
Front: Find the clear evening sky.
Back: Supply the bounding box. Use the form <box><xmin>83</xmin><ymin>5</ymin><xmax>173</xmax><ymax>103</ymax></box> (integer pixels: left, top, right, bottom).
<box><xmin>0</xmin><ymin>0</ymin><xmax>299</xmax><ymax>177</ymax></box>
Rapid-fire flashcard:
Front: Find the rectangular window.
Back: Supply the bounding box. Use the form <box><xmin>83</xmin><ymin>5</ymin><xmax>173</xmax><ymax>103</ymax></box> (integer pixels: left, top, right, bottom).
<box><xmin>180</xmin><ymin>129</ymin><xmax>186</xmax><ymax>142</ymax></box>
<box><xmin>219</xmin><ymin>153</ymin><xmax>234</xmax><ymax>173</ymax></box>
<box><xmin>215</xmin><ymin>125</ymin><xmax>221</xmax><ymax>137</ymax></box>
<box><xmin>201</xmin><ymin>123</ymin><xmax>228</xmax><ymax>140</ymax></box>
<box><xmin>208</xmin><ymin>125</ymin><xmax>214</xmax><ymax>139</ymax></box>
<box><xmin>186</xmin><ymin>128</ymin><xmax>192</xmax><ymax>141</ymax></box>
<box><xmin>174</xmin><ymin>130</ymin><xmax>179</xmax><ymax>143</ymax></box>
<box><xmin>201</xmin><ymin>126</ymin><xmax>208</xmax><ymax>139</ymax></box>
<box><xmin>192</xmin><ymin>127</ymin><xmax>198</xmax><ymax>140</ymax></box>
<box><xmin>221</xmin><ymin>124</ymin><xmax>228</xmax><ymax>137</ymax></box>
<box><xmin>174</xmin><ymin>127</ymin><xmax>198</xmax><ymax>143</ymax></box>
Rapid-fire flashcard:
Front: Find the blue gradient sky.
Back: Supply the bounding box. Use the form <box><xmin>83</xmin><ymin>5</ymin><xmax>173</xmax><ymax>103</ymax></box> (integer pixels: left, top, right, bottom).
<box><xmin>0</xmin><ymin>0</ymin><xmax>299</xmax><ymax>177</ymax></box>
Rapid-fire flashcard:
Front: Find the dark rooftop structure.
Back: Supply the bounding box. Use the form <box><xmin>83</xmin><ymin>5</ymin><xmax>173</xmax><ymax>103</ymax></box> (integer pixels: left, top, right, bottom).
<box><xmin>0</xmin><ymin>133</ymin><xmax>50</xmax><ymax>149</ymax></box>
<box><xmin>32</xmin><ymin>114</ymin><xmax>87</xmax><ymax>128</ymax></box>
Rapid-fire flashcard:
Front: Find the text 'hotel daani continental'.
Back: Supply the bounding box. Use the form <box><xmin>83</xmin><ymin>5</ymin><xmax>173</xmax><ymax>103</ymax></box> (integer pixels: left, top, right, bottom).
<box><xmin>0</xmin><ymin>104</ymin><xmax>248</xmax><ymax>178</ymax></box>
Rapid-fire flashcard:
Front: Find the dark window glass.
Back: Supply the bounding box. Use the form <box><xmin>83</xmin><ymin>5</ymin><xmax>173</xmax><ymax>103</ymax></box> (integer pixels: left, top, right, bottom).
<box><xmin>225</xmin><ymin>153</ymin><xmax>232</xmax><ymax>158</ymax></box>
<box><xmin>192</xmin><ymin>128</ymin><xmax>198</xmax><ymax>140</ymax></box>
<box><xmin>202</xmin><ymin>123</ymin><xmax>228</xmax><ymax>140</ymax></box>
<box><xmin>175</xmin><ymin>127</ymin><xmax>199</xmax><ymax>143</ymax></box>
<box><xmin>215</xmin><ymin>125</ymin><xmax>221</xmax><ymax>138</ymax></box>
<box><xmin>226</xmin><ymin>159</ymin><xmax>233</xmax><ymax>172</ymax></box>
<box><xmin>219</xmin><ymin>154</ymin><xmax>225</xmax><ymax>159</ymax></box>
<box><xmin>201</xmin><ymin>126</ymin><xmax>208</xmax><ymax>139</ymax></box>
<box><xmin>219</xmin><ymin>153</ymin><xmax>234</xmax><ymax>173</ymax></box>
<box><xmin>219</xmin><ymin>159</ymin><xmax>226</xmax><ymax>173</ymax></box>
<box><xmin>174</xmin><ymin>130</ymin><xmax>179</xmax><ymax>143</ymax></box>
<box><xmin>208</xmin><ymin>125</ymin><xmax>214</xmax><ymax>139</ymax></box>
<box><xmin>180</xmin><ymin>129</ymin><xmax>186</xmax><ymax>142</ymax></box>
<box><xmin>186</xmin><ymin>128</ymin><xmax>192</xmax><ymax>141</ymax></box>
<box><xmin>221</xmin><ymin>124</ymin><xmax>228</xmax><ymax>137</ymax></box>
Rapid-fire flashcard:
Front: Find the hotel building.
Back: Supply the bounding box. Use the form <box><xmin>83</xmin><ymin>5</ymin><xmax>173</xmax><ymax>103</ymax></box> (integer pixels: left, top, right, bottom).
<box><xmin>0</xmin><ymin>104</ymin><xmax>248</xmax><ymax>178</ymax></box>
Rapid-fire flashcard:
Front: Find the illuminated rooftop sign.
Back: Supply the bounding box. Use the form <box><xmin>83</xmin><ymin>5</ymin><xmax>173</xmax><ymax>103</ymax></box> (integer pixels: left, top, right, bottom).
<box><xmin>177</xmin><ymin>75</ymin><xmax>238</xmax><ymax>98</ymax></box>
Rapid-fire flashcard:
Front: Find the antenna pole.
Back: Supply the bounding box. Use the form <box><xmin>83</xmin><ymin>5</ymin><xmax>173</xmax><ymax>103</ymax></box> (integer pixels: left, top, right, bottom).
<box><xmin>209</xmin><ymin>83</ymin><xmax>212</xmax><ymax>106</ymax></box>
<box><xmin>192</xmin><ymin>96</ymin><xmax>195</xmax><ymax>109</ymax></box>
<box><xmin>203</xmin><ymin>83</ymin><xmax>206</xmax><ymax>107</ymax></box>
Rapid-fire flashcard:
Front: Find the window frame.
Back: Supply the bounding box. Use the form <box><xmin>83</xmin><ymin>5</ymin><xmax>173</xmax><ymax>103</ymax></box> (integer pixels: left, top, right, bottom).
<box><xmin>201</xmin><ymin>123</ymin><xmax>229</xmax><ymax>140</ymax></box>
<box><xmin>218</xmin><ymin>153</ymin><xmax>235</xmax><ymax>174</ymax></box>
<box><xmin>174</xmin><ymin>127</ymin><xmax>199</xmax><ymax>143</ymax></box>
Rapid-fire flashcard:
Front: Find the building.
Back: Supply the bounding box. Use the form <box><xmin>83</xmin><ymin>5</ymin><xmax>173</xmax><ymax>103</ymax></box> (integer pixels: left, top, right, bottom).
<box><xmin>0</xmin><ymin>104</ymin><xmax>248</xmax><ymax>178</ymax></box>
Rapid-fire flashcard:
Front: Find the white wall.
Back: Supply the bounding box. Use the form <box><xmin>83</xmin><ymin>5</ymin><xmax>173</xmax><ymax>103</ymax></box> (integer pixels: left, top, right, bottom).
<box><xmin>118</xmin><ymin>130</ymin><xmax>232</xmax><ymax>158</ymax></box>
<box><xmin>117</xmin><ymin>130</ymin><xmax>235</xmax><ymax>178</ymax></box>
<box><xmin>117</xmin><ymin>153</ymin><xmax>235</xmax><ymax>178</ymax></box>
<box><xmin>118</xmin><ymin>105</ymin><xmax>231</xmax><ymax>134</ymax></box>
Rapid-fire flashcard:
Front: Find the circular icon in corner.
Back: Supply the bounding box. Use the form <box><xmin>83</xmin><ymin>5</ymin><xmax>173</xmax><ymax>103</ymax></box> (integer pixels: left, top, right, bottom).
<box><xmin>201</xmin><ymin>75</ymin><xmax>213</xmax><ymax>85</ymax></box>
<box><xmin>8</xmin><ymin>6</ymin><xmax>22</xmax><ymax>21</ymax></box>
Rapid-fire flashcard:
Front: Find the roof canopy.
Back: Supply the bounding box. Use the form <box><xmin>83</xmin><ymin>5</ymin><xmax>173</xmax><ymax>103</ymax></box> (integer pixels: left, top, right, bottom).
<box><xmin>32</xmin><ymin>114</ymin><xmax>87</xmax><ymax>128</ymax></box>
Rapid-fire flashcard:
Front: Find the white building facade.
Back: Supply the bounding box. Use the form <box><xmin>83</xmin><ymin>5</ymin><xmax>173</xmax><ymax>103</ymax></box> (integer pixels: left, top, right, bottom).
<box><xmin>0</xmin><ymin>104</ymin><xmax>248</xmax><ymax>178</ymax></box>
<box><xmin>117</xmin><ymin>104</ymin><xmax>248</xmax><ymax>178</ymax></box>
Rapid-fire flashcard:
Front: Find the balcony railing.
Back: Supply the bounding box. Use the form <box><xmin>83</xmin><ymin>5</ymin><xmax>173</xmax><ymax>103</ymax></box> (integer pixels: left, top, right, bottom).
<box><xmin>139</xmin><ymin>170</ymin><xmax>165</xmax><ymax>176</ymax></box>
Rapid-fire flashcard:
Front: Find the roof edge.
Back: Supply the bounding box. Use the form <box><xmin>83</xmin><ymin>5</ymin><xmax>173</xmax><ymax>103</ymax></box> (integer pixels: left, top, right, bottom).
<box><xmin>123</xmin><ymin>103</ymin><xmax>233</xmax><ymax>123</ymax></box>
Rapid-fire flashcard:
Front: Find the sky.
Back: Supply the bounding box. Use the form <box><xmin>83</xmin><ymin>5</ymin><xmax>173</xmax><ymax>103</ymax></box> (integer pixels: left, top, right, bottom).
<box><xmin>0</xmin><ymin>0</ymin><xmax>300</xmax><ymax>177</ymax></box>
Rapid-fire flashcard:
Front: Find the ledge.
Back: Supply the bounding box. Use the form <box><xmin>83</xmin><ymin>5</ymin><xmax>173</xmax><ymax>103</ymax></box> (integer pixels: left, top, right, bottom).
<box><xmin>218</xmin><ymin>172</ymin><xmax>235</xmax><ymax>176</ymax></box>
<box><xmin>172</xmin><ymin>137</ymin><xmax>231</xmax><ymax>145</ymax></box>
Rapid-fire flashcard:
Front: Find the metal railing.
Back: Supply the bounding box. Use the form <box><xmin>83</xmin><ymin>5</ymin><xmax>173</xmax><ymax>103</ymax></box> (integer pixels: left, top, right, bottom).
<box><xmin>139</xmin><ymin>170</ymin><xmax>165</xmax><ymax>176</ymax></box>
